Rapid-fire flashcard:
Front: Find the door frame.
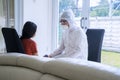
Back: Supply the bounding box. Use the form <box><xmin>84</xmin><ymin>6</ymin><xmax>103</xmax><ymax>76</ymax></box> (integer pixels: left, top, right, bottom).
<box><xmin>81</xmin><ymin>0</ymin><xmax>90</xmax><ymax>29</ymax></box>
<box><xmin>14</xmin><ymin>0</ymin><xmax>23</xmax><ymax>35</ymax></box>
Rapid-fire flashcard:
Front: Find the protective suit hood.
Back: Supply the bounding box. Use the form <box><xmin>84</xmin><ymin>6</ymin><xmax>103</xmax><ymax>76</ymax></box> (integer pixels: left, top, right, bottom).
<box><xmin>60</xmin><ymin>9</ymin><xmax>76</xmax><ymax>28</ymax></box>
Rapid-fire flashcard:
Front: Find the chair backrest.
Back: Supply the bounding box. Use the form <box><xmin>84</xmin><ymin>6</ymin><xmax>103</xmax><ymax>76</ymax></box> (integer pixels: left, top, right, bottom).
<box><xmin>1</xmin><ymin>27</ymin><xmax>25</xmax><ymax>53</ymax></box>
<box><xmin>86</xmin><ymin>29</ymin><xmax>105</xmax><ymax>62</ymax></box>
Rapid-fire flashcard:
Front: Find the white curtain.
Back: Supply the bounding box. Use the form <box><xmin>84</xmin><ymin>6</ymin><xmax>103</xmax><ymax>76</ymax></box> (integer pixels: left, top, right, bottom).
<box><xmin>0</xmin><ymin>0</ymin><xmax>3</xmax><ymax>17</ymax></box>
<box><xmin>0</xmin><ymin>0</ymin><xmax>6</xmax><ymax>53</ymax></box>
<box><xmin>0</xmin><ymin>0</ymin><xmax>5</xmax><ymax>27</ymax></box>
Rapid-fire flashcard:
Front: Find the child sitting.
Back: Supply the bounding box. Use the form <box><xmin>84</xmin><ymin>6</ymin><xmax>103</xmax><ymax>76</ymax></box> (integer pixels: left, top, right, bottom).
<box><xmin>20</xmin><ymin>21</ymin><xmax>38</xmax><ymax>55</ymax></box>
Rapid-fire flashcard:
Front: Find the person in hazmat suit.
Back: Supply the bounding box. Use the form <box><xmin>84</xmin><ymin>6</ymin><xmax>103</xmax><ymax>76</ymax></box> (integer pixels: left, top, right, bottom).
<box><xmin>47</xmin><ymin>9</ymin><xmax>88</xmax><ymax>60</ymax></box>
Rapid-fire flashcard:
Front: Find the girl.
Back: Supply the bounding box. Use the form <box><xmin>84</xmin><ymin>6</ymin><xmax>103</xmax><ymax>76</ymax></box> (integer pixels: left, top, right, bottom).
<box><xmin>20</xmin><ymin>21</ymin><xmax>38</xmax><ymax>55</ymax></box>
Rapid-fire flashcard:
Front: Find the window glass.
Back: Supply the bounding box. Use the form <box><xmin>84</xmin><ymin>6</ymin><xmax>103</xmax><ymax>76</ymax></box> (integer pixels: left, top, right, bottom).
<box><xmin>90</xmin><ymin>0</ymin><xmax>120</xmax><ymax>52</ymax></box>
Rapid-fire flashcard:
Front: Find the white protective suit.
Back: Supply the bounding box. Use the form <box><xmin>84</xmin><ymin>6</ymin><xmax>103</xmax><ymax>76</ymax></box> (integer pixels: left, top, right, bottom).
<box><xmin>50</xmin><ymin>9</ymin><xmax>88</xmax><ymax>60</ymax></box>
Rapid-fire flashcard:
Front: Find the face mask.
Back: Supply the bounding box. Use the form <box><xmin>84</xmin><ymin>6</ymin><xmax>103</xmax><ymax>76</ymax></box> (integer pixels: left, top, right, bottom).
<box><xmin>61</xmin><ymin>25</ymin><xmax>69</xmax><ymax>30</ymax></box>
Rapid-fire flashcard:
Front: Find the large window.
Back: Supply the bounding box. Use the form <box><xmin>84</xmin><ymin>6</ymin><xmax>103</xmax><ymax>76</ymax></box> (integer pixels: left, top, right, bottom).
<box><xmin>59</xmin><ymin>0</ymin><xmax>120</xmax><ymax>52</ymax></box>
<box><xmin>90</xmin><ymin>0</ymin><xmax>120</xmax><ymax>52</ymax></box>
<box><xmin>58</xmin><ymin>0</ymin><xmax>120</xmax><ymax>67</ymax></box>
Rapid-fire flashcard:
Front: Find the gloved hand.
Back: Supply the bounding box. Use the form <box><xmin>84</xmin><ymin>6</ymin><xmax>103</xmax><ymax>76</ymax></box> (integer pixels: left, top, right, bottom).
<box><xmin>43</xmin><ymin>55</ymin><xmax>48</xmax><ymax>57</ymax></box>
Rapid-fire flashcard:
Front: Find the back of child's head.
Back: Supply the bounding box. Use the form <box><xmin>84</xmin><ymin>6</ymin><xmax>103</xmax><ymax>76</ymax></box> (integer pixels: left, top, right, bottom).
<box><xmin>21</xmin><ymin>21</ymin><xmax>37</xmax><ymax>39</ymax></box>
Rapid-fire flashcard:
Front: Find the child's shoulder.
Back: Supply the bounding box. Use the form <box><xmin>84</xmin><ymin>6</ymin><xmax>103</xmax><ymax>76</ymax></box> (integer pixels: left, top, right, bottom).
<box><xmin>22</xmin><ymin>38</ymin><xmax>36</xmax><ymax>45</ymax></box>
<box><xmin>22</xmin><ymin>38</ymin><xmax>32</xmax><ymax>42</ymax></box>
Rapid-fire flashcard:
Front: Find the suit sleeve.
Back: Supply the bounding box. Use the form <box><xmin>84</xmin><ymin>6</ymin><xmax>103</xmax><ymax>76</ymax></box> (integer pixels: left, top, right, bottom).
<box><xmin>49</xmin><ymin>36</ymin><xmax>65</xmax><ymax>57</ymax></box>
<box><xmin>67</xmin><ymin>29</ymin><xmax>88</xmax><ymax>59</ymax></box>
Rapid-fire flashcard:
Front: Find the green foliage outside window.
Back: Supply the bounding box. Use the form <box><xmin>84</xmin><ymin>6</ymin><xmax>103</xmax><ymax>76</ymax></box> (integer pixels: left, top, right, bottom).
<box><xmin>59</xmin><ymin>0</ymin><xmax>80</xmax><ymax>17</ymax></box>
<box><xmin>59</xmin><ymin>0</ymin><xmax>120</xmax><ymax>17</ymax></box>
<box><xmin>90</xmin><ymin>6</ymin><xmax>109</xmax><ymax>17</ymax></box>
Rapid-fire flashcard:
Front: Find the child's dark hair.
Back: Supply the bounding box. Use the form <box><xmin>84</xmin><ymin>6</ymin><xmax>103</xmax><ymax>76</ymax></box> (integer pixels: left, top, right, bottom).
<box><xmin>21</xmin><ymin>21</ymin><xmax>37</xmax><ymax>39</ymax></box>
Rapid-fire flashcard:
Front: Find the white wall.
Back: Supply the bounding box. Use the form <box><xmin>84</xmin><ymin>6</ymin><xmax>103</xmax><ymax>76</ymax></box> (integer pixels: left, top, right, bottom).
<box><xmin>23</xmin><ymin>0</ymin><xmax>52</xmax><ymax>56</ymax></box>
